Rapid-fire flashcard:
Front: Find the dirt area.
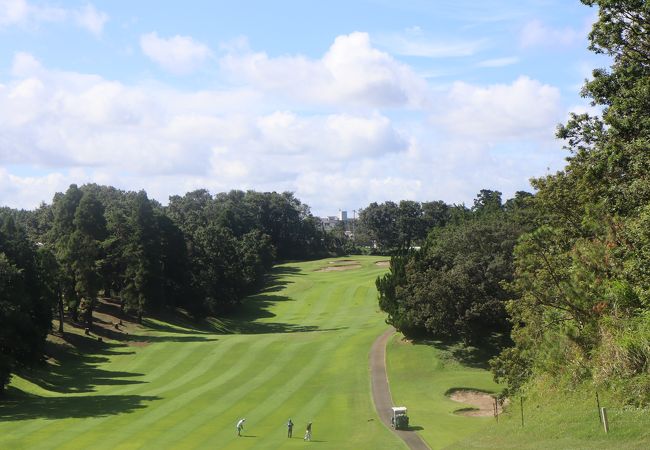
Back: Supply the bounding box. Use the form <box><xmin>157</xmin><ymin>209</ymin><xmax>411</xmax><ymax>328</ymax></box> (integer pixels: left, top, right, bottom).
<box><xmin>329</xmin><ymin>259</ymin><xmax>357</xmax><ymax>264</ymax></box>
<box><xmin>375</xmin><ymin>260</ymin><xmax>390</xmax><ymax>267</ymax></box>
<box><xmin>316</xmin><ymin>264</ymin><xmax>362</xmax><ymax>272</ymax></box>
<box><xmin>447</xmin><ymin>389</ymin><xmax>501</xmax><ymax>417</ymax></box>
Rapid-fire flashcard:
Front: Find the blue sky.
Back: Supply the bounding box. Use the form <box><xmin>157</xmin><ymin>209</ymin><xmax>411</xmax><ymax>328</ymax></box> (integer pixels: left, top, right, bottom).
<box><xmin>0</xmin><ymin>0</ymin><xmax>607</xmax><ymax>215</ymax></box>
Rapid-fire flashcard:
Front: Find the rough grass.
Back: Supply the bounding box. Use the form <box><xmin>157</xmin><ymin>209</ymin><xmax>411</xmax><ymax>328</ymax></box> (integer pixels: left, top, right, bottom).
<box><xmin>0</xmin><ymin>257</ymin><xmax>407</xmax><ymax>450</ymax></box>
<box><xmin>447</xmin><ymin>377</ymin><xmax>650</xmax><ymax>449</ymax></box>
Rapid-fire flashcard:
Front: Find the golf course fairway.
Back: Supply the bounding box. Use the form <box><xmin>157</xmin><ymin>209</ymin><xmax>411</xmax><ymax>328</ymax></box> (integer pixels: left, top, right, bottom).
<box><xmin>0</xmin><ymin>256</ymin><xmax>500</xmax><ymax>449</ymax></box>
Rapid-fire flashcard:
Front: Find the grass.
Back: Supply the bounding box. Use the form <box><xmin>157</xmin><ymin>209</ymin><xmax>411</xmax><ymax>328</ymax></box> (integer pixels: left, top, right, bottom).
<box><xmin>447</xmin><ymin>377</ymin><xmax>650</xmax><ymax>449</ymax></box>
<box><xmin>0</xmin><ymin>256</ymin><xmax>408</xmax><ymax>450</ymax></box>
<box><xmin>386</xmin><ymin>336</ymin><xmax>503</xmax><ymax>449</ymax></box>
<box><xmin>0</xmin><ymin>256</ymin><xmax>514</xmax><ymax>449</ymax></box>
<box><xmin>385</xmin><ymin>329</ymin><xmax>650</xmax><ymax>450</ymax></box>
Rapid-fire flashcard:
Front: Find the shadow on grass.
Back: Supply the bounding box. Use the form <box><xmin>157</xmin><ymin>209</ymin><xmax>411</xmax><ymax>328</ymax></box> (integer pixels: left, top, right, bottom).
<box><xmin>213</xmin><ymin>293</ymin><xmax>346</xmax><ymax>334</ymax></box>
<box><xmin>0</xmin><ymin>387</ymin><xmax>160</xmax><ymax>420</ymax></box>
<box><xmin>16</xmin><ymin>336</ymin><xmax>145</xmax><ymax>395</ymax></box>
<box><xmin>411</xmin><ymin>333</ymin><xmax>509</xmax><ymax>370</ymax></box>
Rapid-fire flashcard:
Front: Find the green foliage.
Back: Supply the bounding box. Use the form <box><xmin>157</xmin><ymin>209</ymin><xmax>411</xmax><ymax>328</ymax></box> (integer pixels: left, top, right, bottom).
<box><xmin>0</xmin><ymin>214</ymin><xmax>53</xmax><ymax>394</ymax></box>
<box><xmin>496</xmin><ymin>0</ymin><xmax>650</xmax><ymax>406</ymax></box>
<box><xmin>377</xmin><ymin>191</ymin><xmax>534</xmax><ymax>344</ymax></box>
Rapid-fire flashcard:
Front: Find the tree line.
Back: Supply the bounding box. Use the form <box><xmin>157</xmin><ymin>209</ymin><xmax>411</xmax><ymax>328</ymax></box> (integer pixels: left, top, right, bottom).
<box><xmin>377</xmin><ymin>0</ymin><xmax>650</xmax><ymax>406</ymax></box>
<box><xmin>0</xmin><ymin>186</ymin><xmax>329</xmax><ymax>395</ymax></box>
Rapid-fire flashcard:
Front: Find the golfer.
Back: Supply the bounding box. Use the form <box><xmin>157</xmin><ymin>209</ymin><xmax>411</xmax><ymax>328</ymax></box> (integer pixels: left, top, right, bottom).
<box><xmin>304</xmin><ymin>422</ymin><xmax>312</xmax><ymax>441</ymax></box>
<box><xmin>236</xmin><ymin>418</ymin><xmax>245</xmax><ymax>436</ymax></box>
<box><xmin>287</xmin><ymin>418</ymin><xmax>294</xmax><ymax>438</ymax></box>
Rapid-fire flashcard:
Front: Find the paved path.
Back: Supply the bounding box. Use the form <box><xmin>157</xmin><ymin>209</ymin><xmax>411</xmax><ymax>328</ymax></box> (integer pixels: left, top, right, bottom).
<box><xmin>370</xmin><ymin>327</ymin><xmax>431</xmax><ymax>450</ymax></box>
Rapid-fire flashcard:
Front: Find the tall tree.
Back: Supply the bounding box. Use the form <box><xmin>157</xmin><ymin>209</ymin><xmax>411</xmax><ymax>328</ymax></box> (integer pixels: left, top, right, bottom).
<box><xmin>492</xmin><ymin>0</ymin><xmax>650</xmax><ymax>404</ymax></box>
<box><xmin>0</xmin><ymin>214</ymin><xmax>53</xmax><ymax>395</ymax></box>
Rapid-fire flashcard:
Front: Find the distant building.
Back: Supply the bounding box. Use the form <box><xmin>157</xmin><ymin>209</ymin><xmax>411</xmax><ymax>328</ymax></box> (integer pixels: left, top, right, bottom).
<box><xmin>318</xmin><ymin>216</ymin><xmax>340</xmax><ymax>231</ymax></box>
<box><xmin>318</xmin><ymin>210</ymin><xmax>355</xmax><ymax>238</ymax></box>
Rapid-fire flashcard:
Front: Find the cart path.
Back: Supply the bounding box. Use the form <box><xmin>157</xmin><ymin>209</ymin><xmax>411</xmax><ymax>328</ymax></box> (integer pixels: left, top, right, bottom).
<box><xmin>370</xmin><ymin>327</ymin><xmax>431</xmax><ymax>450</ymax></box>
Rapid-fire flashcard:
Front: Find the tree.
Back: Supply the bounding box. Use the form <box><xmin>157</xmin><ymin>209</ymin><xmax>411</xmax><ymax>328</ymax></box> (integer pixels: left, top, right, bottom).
<box><xmin>72</xmin><ymin>190</ymin><xmax>106</xmax><ymax>328</ymax></box>
<box><xmin>0</xmin><ymin>214</ymin><xmax>53</xmax><ymax>395</ymax></box>
<box><xmin>397</xmin><ymin>200</ymin><xmax>424</xmax><ymax>249</ymax></box>
<box><xmin>377</xmin><ymin>191</ymin><xmax>533</xmax><ymax>344</ymax></box>
<box><xmin>359</xmin><ymin>202</ymin><xmax>399</xmax><ymax>251</ymax></box>
<box><xmin>492</xmin><ymin>0</ymin><xmax>650</xmax><ymax>403</ymax></box>
<box><xmin>121</xmin><ymin>191</ymin><xmax>163</xmax><ymax>322</ymax></box>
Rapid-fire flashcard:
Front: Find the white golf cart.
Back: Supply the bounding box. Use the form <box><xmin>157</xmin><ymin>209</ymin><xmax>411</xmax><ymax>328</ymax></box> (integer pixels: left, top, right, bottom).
<box><xmin>390</xmin><ymin>406</ymin><xmax>409</xmax><ymax>430</ymax></box>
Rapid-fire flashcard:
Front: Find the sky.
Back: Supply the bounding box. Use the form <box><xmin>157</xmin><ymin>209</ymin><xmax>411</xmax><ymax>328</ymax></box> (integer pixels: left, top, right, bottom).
<box><xmin>0</xmin><ymin>0</ymin><xmax>608</xmax><ymax>216</ymax></box>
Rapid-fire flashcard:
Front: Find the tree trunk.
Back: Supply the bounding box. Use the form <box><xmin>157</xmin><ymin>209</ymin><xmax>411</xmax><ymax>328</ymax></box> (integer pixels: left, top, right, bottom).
<box><xmin>57</xmin><ymin>287</ymin><xmax>65</xmax><ymax>334</ymax></box>
<box><xmin>84</xmin><ymin>299</ymin><xmax>94</xmax><ymax>331</ymax></box>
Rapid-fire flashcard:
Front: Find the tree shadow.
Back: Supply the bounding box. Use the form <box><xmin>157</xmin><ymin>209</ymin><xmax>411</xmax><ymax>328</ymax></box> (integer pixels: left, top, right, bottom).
<box><xmin>0</xmin><ymin>387</ymin><xmax>160</xmax><ymax>421</ymax></box>
<box><xmin>259</xmin><ymin>265</ymin><xmax>303</xmax><ymax>293</ymax></box>
<box><xmin>16</xmin><ymin>338</ymin><xmax>145</xmax><ymax>394</ymax></box>
<box><xmin>90</xmin><ymin>322</ymin><xmax>218</xmax><ymax>345</ymax></box>
<box><xmin>411</xmin><ymin>334</ymin><xmax>506</xmax><ymax>370</ymax></box>
<box><xmin>212</xmin><ymin>292</ymin><xmax>345</xmax><ymax>335</ymax></box>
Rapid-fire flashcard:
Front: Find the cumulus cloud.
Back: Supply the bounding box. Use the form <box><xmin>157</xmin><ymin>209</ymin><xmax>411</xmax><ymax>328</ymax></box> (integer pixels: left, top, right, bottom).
<box><xmin>0</xmin><ymin>0</ymin><xmax>108</xmax><ymax>35</ymax></box>
<box><xmin>0</xmin><ymin>53</ymin><xmax>411</xmax><ymax>210</ymax></box>
<box><xmin>220</xmin><ymin>32</ymin><xmax>430</xmax><ymax>108</ymax></box>
<box><xmin>434</xmin><ymin>76</ymin><xmax>562</xmax><ymax>140</ymax></box>
<box><xmin>140</xmin><ymin>32</ymin><xmax>212</xmax><ymax>75</ymax></box>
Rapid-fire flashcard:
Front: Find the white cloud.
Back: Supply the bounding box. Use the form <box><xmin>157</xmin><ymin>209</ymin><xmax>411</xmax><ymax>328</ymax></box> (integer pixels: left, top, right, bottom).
<box><xmin>435</xmin><ymin>76</ymin><xmax>562</xmax><ymax>140</ymax></box>
<box><xmin>0</xmin><ymin>0</ymin><xmax>29</xmax><ymax>26</ymax></box>
<box><xmin>477</xmin><ymin>56</ymin><xmax>519</xmax><ymax>68</ymax></box>
<box><xmin>0</xmin><ymin>167</ymin><xmax>68</xmax><ymax>209</ymax></box>
<box><xmin>0</xmin><ymin>0</ymin><xmax>108</xmax><ymax>35</ymax></box>
<box><xmin>74</xmin><ymin>3</ymin><xmax>108</xmax><ymax>36</ymax></box>
<box><xmin>0</xmin><ymin>43</ymin><xmax>571</xmax><ymax>215</ymax></box>
<box><xmin>140</xmin><ymin>32</ymin><xmax>212</xmax><ymax>75</ymax></box>
<box><xmin>0</xmin><ymin>55</ymin><xmax>411</xmax><ymax>210</ymax></box>
<box><xmin>11</xmin><ymin>51</ymin><xmax>42</xmax><ymax>76</ymax></box>
<box><xmin>520</xmin><ymin>19</ymin><xmax>581</xmax><ymax>48</ymax></box>
<box><xmin>220</xmin><ymin>32</ymin><xmax>430</xmax><ymax>108</ymax></box>
<box><xmin>373</xmin><ymin>27</ymin><xmax>485</xmax><ymax>58</ymax></box>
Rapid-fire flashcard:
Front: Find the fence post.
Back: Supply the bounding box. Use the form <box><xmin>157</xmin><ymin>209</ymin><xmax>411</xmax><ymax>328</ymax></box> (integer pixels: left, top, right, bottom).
<box><xmin>596</xmin><ymin>391</ymin><xmax>602</xmax><ymax>424</ymax></box>
<box><xmin>600</xmin><ymin>407</ymin><xmax>609</xmax><ymax>433</ymax></box>
<box><xmin>520</xmin><ymin>397</ymin><xmax>524</xmax><ymax>427</ymax></box>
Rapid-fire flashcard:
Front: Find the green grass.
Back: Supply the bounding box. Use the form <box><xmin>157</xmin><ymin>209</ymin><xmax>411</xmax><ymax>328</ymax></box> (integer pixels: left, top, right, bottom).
<box><xmin>0</xmin><ymin>256</ymin><xmax>409</xmax><ymax>450</ymax></box>
<box><xmin>386</xmin><ymin>336</ymin><xmax>502</xmax><ymax>449</ymax></box>
<box><xmin>385</xmin><ymin>332</ymin><xmax>650</xmax><ymax>450</ymax></box>
<box><xmin>448</xmin><ymin>377</ymin><xmax>650</xmax><ymax>449</ymax></box>
<box><xmin>8</xmin><ymin>256</ymin><xmax>642</xmax><ymax>450</ymax></box>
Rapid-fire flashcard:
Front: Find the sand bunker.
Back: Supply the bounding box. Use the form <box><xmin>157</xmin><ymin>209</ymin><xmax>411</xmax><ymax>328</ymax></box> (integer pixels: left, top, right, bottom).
<box><xmin>375</xmin><ymin>260</ymin><xmax>390</xmax><ymax>267</ymax></box>
<box><xmin>447</xmin><ymin>389</ymin><xmax>501</xmax><ymax>417</ymax></box>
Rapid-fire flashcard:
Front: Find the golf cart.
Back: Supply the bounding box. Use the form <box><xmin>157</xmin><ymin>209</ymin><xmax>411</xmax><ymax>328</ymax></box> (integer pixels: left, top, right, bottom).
<box><xmin>390</xmin><ymin>406</ymin><xmax>409</xmax><ymax>430</ymax></box>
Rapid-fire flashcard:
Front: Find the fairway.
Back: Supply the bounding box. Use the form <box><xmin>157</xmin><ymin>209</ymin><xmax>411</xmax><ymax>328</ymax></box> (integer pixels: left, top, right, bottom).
<box><xmin>1</xmin><ymin>257</ymin><xmax>409</xmax><ymax>450</ymax></box>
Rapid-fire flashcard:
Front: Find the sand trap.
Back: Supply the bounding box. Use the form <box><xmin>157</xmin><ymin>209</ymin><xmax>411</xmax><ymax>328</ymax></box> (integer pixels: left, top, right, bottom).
<box><xmin>375</xmin><ymin>261</ymin><xmax>390</xmax><ymax>267</ymax></box>
<box><xmin>447</xmin><ymin>389</ymin><xmax>501</xmax><ymax>417</ymax></box>
<box><xmin>316</xmin><ymin>264</ymin><xmax>362</xmax><ymax>272</ymax></box>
